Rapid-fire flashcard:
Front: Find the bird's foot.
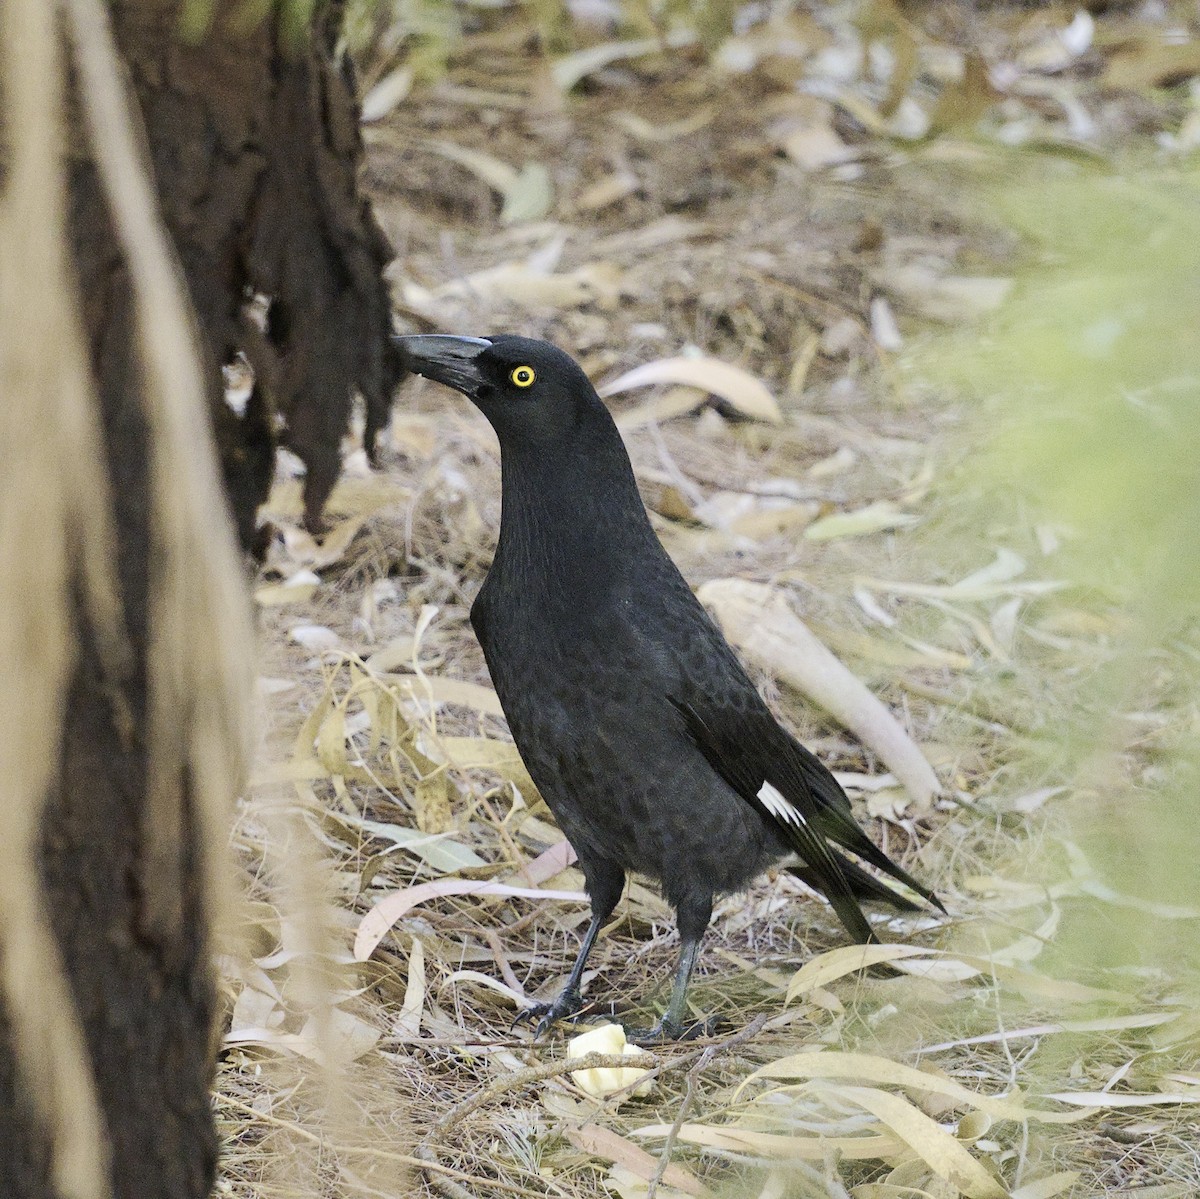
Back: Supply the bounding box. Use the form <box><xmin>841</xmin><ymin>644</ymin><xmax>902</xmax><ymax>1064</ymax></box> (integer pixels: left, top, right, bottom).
<box><xmin>622</xmin><ymin>1014</ymin><xmax>720</xmax><ymax>1045</ymax></box>
<box><xmin>512</xmin><ymin>988</ymin><xmax>586</xmax><ymax>1039</ymax></box>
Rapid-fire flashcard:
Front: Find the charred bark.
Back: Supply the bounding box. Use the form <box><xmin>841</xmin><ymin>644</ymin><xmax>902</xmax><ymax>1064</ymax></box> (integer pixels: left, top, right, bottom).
<box><xmin>106</xmin><ymin>0</ymin><xmax>401</xmax><ymax>542</ymax></box>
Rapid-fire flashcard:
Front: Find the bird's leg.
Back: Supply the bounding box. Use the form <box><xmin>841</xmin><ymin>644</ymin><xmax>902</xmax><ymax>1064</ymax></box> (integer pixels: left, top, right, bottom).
<box><xmin>513</xmin><ymin>908</ymin><xmax>605</xmax><ymax>1036</ymax></box>
<box><xmin>625</xmin><ymin>895</ymin><xmax>714</xmax><ymax>1044</ymax></box>
<box><xmin>514</xmin><ymin>858</ymin><xmax>623</xmax><ymax>1038</ymax></box>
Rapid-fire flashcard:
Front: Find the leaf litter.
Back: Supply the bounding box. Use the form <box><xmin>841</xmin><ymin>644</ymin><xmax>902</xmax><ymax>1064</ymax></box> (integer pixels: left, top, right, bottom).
<box><xmin>219</xmin><ymin>3</ymin><xmax>1200</xmax><ymax>1197</ymax></box>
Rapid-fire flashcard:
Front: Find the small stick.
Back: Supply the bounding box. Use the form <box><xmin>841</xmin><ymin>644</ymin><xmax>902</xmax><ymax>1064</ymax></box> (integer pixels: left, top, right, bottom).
<box><xmin>645</xmin><ymin>1014</ymin><xmax>768</xmax><ymax>1199</ymax></box>
<box><xmin>417</xmin><ymin>1015</ymin><xmax>772</xmax><ymax>1198</ymax></box>
<box><xmin>416</xmin><ymin>1050</ymin><xmax>658</xmax><ymax>1199</ymax></box>
<box><xmin>426</xmin><ymin>1051</ymin><xmax>659</xmax><ymax>1142</ymax></box>
<box><xmin>215</xmin><ymin>1091</ymin><xmax>533</xmax><ymax>1195</ymax></box>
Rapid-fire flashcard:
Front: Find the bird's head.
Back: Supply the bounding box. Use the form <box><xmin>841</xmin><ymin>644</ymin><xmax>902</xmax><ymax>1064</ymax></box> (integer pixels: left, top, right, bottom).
<box><xmin>393</xmin><ymin>334</ymin><xmax>605</xmax><ymax>446</ymax></box>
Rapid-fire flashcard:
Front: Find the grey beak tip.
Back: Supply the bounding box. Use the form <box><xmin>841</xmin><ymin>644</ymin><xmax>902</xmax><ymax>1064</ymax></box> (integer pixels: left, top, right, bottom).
<box><xmin>393</xmin><ymin>334</ymin><xmax>493</xmax><ymax>392</ymax></box>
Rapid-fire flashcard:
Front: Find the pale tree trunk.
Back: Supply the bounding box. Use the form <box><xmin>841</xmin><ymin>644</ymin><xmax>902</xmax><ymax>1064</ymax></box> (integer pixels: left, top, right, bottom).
<box><xmin>0</xmin><ymin>2</ymin><xmax>397</xmax><ymax>1196</ymax></box>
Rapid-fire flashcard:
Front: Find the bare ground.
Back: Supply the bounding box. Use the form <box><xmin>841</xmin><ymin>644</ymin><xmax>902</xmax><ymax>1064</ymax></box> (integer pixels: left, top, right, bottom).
<box><xmin>215</xmin><ymin>5</ymin><xmax>1200</xmax><ymax>1198</ymax></box>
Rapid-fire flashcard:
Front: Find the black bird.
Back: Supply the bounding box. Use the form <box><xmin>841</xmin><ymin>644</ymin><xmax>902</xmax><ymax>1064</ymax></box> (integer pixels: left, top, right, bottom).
<box><xmin>395</xmin><ymin>333</ymin><xmax>942</xmax><ymax>1041</ymax></box>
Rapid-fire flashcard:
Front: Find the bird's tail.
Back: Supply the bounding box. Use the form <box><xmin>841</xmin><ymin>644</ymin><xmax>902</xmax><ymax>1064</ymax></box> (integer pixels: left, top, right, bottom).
<box><xmin>788</xmin><ymin>850</ymin><xmax>922</xmax><ymax>933</ymax></box>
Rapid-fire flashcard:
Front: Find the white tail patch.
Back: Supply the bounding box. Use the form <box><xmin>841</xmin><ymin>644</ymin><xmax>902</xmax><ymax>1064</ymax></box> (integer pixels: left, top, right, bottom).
<box><xmin>758</xmin><ymin>780</ymin><xmax>807</xmax><ymax>827</ymax></box>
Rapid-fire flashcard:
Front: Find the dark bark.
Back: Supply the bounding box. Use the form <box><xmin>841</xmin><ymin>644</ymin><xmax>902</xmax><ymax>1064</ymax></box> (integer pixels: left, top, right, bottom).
<box><xmin>106</xmin><ymin>0</ymin><xmax>402</xmax><ymax>542</ymax></box>
<box><xmin>0</xmin><ymin>2</ymin><xmax>398</xmax><ymax>1196</ymax></box>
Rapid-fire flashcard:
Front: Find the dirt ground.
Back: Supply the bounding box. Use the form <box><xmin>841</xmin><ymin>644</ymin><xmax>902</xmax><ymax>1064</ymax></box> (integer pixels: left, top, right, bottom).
<box><xmin>214</xmin><ymin>4</ymin><xmax>1200</xmax><ymax>1198</ymax></box>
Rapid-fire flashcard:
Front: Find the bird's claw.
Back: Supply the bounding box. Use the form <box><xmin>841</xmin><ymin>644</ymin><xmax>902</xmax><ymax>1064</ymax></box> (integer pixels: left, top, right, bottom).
<box><xmin>510</xmin><ymin>1006</ymin><xmax>540</xmax><ymax>1031</ymax></box>
<box><xmin>512</xmin><ymin>989</ymin><xmax>585</xmax><ymax>1039</ymax></box>
<box><xmin>623</xmin><ymin>1014</ymin><xmax>720</xmax><ymax>1045</ymax></box>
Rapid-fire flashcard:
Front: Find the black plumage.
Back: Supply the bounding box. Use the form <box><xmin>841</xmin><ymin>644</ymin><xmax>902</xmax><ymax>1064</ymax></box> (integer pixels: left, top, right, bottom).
<box><xmin>395</xmin><ymin>333</ymin><xmax>942</xmax><ymax>1041</ymax></box>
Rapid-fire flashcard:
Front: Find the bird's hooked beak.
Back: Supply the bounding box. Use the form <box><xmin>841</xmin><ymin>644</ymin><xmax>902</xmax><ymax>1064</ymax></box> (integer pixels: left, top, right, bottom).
<box><xmin>394</xmin><ymin>334</ymin><xmax>492</xmax><ymax>395</ymax></box>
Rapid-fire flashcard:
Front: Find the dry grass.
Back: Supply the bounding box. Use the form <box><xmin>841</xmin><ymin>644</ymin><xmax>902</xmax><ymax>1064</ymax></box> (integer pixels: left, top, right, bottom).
<box><xmin>215</xmin><ymin>5</ymin><xmax>1200</xmax><ymax>1198</ymax></box>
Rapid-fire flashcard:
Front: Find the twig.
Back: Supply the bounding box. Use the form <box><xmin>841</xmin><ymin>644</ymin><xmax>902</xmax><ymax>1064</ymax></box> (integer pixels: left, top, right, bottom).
<box><xmin>414</xmin><ymin>1148</ymin><xmax>486</xmax><ymax>1199</ymax></box>
<box><xmin>483</xmin><ymin>926</ymin><xmax>527</xmax><ymax>997</ymax></box>
<box><xmin>647</xmin><ymin>1067</ymin><xmax>701</xmax><ymax>1199</ymax></box>
<box><xmin>215</xmin><ymin>1091</ymin><xmax>534</xmax><ymax>1196</ymax></box>
<box><xmin>415</xmin><ymin>1050</ymin><xmax>658</xmax><ymax>1199</ymax></box>
<box><xmin>413</xmin><ymin>1007</ymin><xmax>773</xmax><ymax>1196</ymax></box>
<box><xmin>427</xmin><ymin>1051</ymin><xmax>659</xmax><ymax>1141</ymax></box>
<box><xmin>645</xmin><ymin>1014</ymin><xmax>768</xmax><ymax>1199</ymax></box>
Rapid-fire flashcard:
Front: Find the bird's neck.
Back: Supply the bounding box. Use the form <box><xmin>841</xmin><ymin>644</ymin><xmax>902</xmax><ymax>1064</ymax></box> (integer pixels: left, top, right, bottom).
<box><xmin>492</xmin><ymin>418</ymin><xmax>657</xmax><ymax>593</ymax></box>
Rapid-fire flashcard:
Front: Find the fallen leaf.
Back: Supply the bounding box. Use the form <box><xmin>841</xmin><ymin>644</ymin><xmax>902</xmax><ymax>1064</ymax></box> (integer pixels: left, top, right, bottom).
<box><xmin>832</xmin><ymin>1085</ymin><xmax>1007</xmax><ymax>1199</ymax></box>
<box><xmin>848</xmin><ymin>1185</ymin><xmax>933</xmax><ymax>1199</ymax></box>
<box><xmin>499</xmin><ymin>162</ymin><xmax>554</xmax><ymax>225</ymax></box>
<box><xmin>788</xmin><ymin>942</ymin><xmax>1129</xmax><ymax>1010</ymax></box>
<box><xmin>394</xmin><ymin>937</ymin><xmax>425</xmax><ymax>1038</ymax></box>
<box><xmin>361</xmin><ymin>65</ymin><xmax>414</xmax><ymax>122</ymax></box>
<box><xmin>298</xmin><ymin>1008</ymin><xmax>381</xmax><ymax>1067</ymax></box>
<box><xmin>229</xmin><ymin>983</ymin><xmax>282</xmax><ymax>1036</ymax></box>
<box><xmin>870</xmin><ymin>296</ymin><xmax>903</xmax><ymax>350</ymax></box>
<box><xmin>954</xmin><ymin>548</ymin><xmax>1027</xmax><ymax>590</ymax></box>
<box><xmin>611</xmin><ymin>107</ymin><xmax>715</xmax><ymax>143</ymax></box>
<box><xmin>858</xmin><ymin>571</ymin><xmax>1065</xmax><ymax>604</ymax></box>
<box><xmin>990</xmin><ymin>785</ymin><xmax>1068</xmax><ymax>814</ymax></box>
<box><xmin>567</xmin><ymin>1127</ymin><xmax>709</xmax><ymax>1197</ymax></box>
<box><xmin>1019</xmin><ymin>11</ymin><xmax>1093</xmax><ymax>72</ymax></box>
<box><xmin>820</xmin><ymin>315</ymin><xmax>861</xmax><ymax>355</ymax></box>
<box><xmin>742</xmin><ymin>1051</ymin><xmax>1034</xmax><ymax>1122</ymax></box>
<box><xmin>576</xmin><ymin>170</ymin><xmax>640</xmax><ymax>213</ymax></box>
<box><xmin>633</xmin><ymin>1123</ymin><xmax>907</xmax><ymax>1161</ymax></box>
<box><xmin>788</xmin><ymin>944</ymin><xmax>935</xmax><ymax>1001</ymax></box>
<box><xmin>405</xmin><ymin>258</ymin><xmax>623</xmax><ymax>314</ymax></box>
<box><xmin>427</xmin><ymin>734</ymin><xmax>538</xmax><ymax>797</ymax></box>
<box><xmin>273</xmin><ymin>512</ymin><xmax>379</xmax><ymax>572</ymax></box>
<box><xmin>354</xmin><ymin>878</ymin><xmax>588</xmax><ymax>961</ymax></box>
<box><xmin>227</xmin><ymin>1007</ymin><xmax>380</xmax><ymax>1066</ymax></box>
<box><xmin>367</xmin><ymin>636</ymin><xmax>418</xmax><ymax>674</ymax></box>
<box><xmin>552</xmin><ymin>30</ymin><xmax>696</xmax><ymax>91</ymax></box>
<box><xmin>1010</xmin><ymin>1172</ymin><xmax>1081</xmax><ymax>1199</ymax></box>
<box><xmin>853</xmin><ymin>587</ymin><xmax>896</xmax><ymax>627</ymax></box>
<box><xmin>335</xmin><ymin>813</ymin><xmax>486</xmax><ymax>873</ymax></box>
<box><xmin>699</xmin><ymin>579</ymin><xmax>941</xmax><ymax>807</ymax></box>
<box><xmin>601</xmin><ymin>356</ymin><xmax>782</xmax><ymax>424</ymax></box>
<box><xmin>606</xmin><ymin>1165</ymin><xmax>694</xmax><ymax>1199</ymax></box>
<box><xmin>783</xmin><ymin>122</ymin><xmax>857</xmax><ymax>171</ymax></box>
<box><xmin>804</xmin><ymin>501</ymin><xmax>919</xmax><ymax>541</ymax></box>
<box><xmin>1043</xmin><ymin>1090</ymin><xmax>1200</xmax><ymax>1109</ymax></box>
<box><xmin>880</xmin><ymin>265</ymin><xmax>1013</xmax><ymax>324</ymax></box>
<box><xmin>426</xmin><ymin>141</ymin><xmax>555</xmax><ymax>225</ymax></box>
<box><xmin>289</xmin><ymin>624</ymin><xmax>343</xmax><ymax>653</ymax></box>
<box><xmin>516</xmin><ymin>838</ymin><xmax>578</xmax><ymax>886</ymax></box>
<box><xmin>807</xmin><ymin>446</ymin><xmax>858</xmax><ymax>479</ymax></box>
<box><xmin>255</xmin><ymin>571</ymin><xmax>320</xmax><ymax>606</ymax></box>
<box><xmin>388</xmin><ymin>673</ymin><xmax>506</xmax><ymax>718</ymax></box>
<box><xmin>615</xmin><ymin>385</ymin><xmax>708</xmax><ymax>430</ymax></box>
<box><xmin>1105</xmin><ymin>40</ymin><xmax>1200</xmax><ymax>91</ymax></box>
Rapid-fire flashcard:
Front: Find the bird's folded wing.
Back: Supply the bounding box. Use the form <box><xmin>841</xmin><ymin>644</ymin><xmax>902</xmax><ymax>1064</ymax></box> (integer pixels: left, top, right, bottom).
<box><xmin>670</xmin><ymin>695</ymin><xmax>874</xmax><ymax>941</ymax></box>
<box><xmin>671</xmin><ymin>694</ymin><xmax>942</xmax><ymax>936</ymax></box>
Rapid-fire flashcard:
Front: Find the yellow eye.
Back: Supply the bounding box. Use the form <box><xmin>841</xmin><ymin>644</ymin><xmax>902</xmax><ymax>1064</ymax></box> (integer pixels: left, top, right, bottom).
<box><xmin>510</xmin><ymin>365</ymin><xmax>536</xmax><ymax>388</ymax></box>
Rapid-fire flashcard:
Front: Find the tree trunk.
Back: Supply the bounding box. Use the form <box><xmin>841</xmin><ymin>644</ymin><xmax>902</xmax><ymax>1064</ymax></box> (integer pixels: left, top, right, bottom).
<box><xmin>0</xmin><ymin>2</ymin><xmax>397</xmax><ymax>1196</ymax></box>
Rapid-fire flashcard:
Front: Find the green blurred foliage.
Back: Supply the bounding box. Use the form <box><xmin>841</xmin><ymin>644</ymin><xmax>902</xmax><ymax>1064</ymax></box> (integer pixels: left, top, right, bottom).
<box><xmin>334</xmin><ymin>0</ymin><xmax>743</xmax><ymax>73</ymax></box>
<box><xmin>183</xmin><ymin>0</ymin><xmax>748</xmax><ymax>77</ymax></box>
<box><xmin>926</xmin><ymin>165</ymin><xmax>1199</xmax><ymax>640</ymax></box>
<box><xmin>921</xmin><ymin>160</ymin><xmax>1200</xmax><ymax>971</ymax></box>
<box><xmin>343</xmin><ymin>0</ymin><xmax>463</xmax><ymax>81</ymax></box>
<box><xmin>180</xmin><ymin>0</ymin><xmax>318</xmax><ymax>44</ymax></box>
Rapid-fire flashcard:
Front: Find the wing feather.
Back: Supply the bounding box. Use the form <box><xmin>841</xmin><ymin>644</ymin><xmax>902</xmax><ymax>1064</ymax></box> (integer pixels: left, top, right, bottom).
<box><xmin>672</xmin><ymin>695</ymin><xmax>942</xmax><ymax>941</ymax></box>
